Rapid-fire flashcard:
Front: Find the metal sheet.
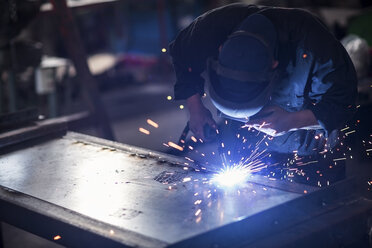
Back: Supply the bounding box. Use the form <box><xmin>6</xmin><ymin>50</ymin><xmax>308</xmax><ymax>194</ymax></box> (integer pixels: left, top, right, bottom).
<box><xmin>0</xmin><ymin>132</ymin><xmax>302</xmax><ymax>245</ymax></box>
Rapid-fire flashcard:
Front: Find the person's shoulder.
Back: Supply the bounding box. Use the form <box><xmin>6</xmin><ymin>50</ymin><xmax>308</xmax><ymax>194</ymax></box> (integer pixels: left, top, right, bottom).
<box><xmin>213</xmin><ymin>3</ymin><xmax>260</xmax><ymax>10</ymax></box>
<box><xmin>201</xmin><ymin>3</ymin><xmax>262</xmax><ymax>17</ymax></box>
<box><xmin>263</xmin><ymin>7</ymin><xmax>318</xmax><ymax>19</ymax></box>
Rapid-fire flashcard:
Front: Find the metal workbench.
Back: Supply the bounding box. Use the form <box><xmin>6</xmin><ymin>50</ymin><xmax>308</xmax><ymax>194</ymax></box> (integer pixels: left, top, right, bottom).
<box><xmin>0</xmin><ymin>131</ymin><xmax>371</xmax><ymax>247</ymax></box>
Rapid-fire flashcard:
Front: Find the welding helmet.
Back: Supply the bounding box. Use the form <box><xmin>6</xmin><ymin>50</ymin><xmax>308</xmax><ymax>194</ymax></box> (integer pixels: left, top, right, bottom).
<box><xmin>205</xmin><ymin>14</ymin><xmax>278</xmax><ymax>121</ymax></box>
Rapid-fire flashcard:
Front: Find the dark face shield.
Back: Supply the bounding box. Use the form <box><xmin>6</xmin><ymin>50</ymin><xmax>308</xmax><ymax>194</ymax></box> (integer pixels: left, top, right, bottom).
<box><xmin>204</xmin><ymin>14</ymin><xmax>278</xmax><ymax>122</ymax></box>
<box><xmin>205</xmin><ymin>58</ymin><xmax>277</xmax><ymax>122</ymax></box>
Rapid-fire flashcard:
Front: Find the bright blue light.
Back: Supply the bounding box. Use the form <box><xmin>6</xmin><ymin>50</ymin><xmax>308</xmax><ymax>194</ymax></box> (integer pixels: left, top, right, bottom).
<box><xmin>212</xmin><ymin>166</ymin><xmax>250</xmax><ymax>187</ymax></box>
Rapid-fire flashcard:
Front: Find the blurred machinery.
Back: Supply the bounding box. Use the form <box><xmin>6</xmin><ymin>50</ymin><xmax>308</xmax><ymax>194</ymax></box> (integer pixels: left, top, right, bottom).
<box><xmin>342</xmin><ymin>34</ymin><xmax>370</xmax><ymax>79</ymax></box>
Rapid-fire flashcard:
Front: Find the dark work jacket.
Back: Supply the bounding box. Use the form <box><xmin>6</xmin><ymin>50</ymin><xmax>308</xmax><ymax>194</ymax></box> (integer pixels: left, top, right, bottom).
<box><xmin>169</xmin><ymin>4</ymin><xmax>357</xmax><ymax>155</ymax></box>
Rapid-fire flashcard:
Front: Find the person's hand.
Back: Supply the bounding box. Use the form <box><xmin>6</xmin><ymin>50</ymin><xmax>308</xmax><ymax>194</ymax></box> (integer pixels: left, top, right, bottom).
<box><xmin>244</xmin><ymin>105</ymin><xmax>298</xmax><ymax>137</ymax></box>
<box><xmin>189</xmin><ymin>107</ymin><xmax>217</xmax><ymax>140</ymax></box>
<box><xmin>187</xmin><ymin>94</ymin><xmax>217</xmax><ymax>141</ymax></box>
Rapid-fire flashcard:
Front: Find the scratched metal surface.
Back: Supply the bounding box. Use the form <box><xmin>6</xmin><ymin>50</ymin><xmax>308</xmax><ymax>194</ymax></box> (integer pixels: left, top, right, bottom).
<box><xmin>0</xmin><ymin>132</ymin><xmax>302</xmax><ymax>244</ymax></box>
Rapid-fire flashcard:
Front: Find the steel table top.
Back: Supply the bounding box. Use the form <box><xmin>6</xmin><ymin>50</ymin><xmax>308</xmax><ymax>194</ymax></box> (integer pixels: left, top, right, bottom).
<box><xmin>0</xmin><ymin>132</ymin><xmax>310</xmax><ymax>247</ymax></box>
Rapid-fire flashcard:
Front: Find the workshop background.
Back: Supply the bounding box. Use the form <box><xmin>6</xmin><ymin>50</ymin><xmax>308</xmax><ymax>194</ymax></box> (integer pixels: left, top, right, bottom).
<box><xmin>0</xmin><ymin>0</ymin><xmax>371</xmax><ymax>247</ymax></box>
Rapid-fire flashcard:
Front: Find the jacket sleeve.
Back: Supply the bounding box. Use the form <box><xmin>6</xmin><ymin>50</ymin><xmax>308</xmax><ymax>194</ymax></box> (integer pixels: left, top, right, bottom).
<box><xmin>307</xmin><ymin>54</ymin><xmax>357</xmax><ymax>136</ymax></box>
<box><xmin>300</xmin><ymin>11</ymin><xmax>358</xmax><ymax>135</ymax></box>
<box><xmin>169</xmin><ymin>4</ymin><xmax>260</xmax><ymax>100</ymax></box>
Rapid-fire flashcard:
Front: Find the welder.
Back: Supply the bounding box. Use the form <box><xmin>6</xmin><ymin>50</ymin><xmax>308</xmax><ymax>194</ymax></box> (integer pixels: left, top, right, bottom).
<box><xmin>169</xmin><ymin>4</ymin><xmax>357</xmax><ymax>186</ymax></box>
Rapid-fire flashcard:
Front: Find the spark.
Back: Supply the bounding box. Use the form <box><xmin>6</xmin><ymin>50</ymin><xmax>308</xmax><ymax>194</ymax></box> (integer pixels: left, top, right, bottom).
<box><xmin>333</xmin><ymin>157</ymin><xmax>346</xmax><ymax>161</ymax></box>
<box><xmin>340</xmin><ymin>126</ymin><xmax>350</xmax><ymax>132</ymax></box>
<box><xmin>191</xmin><ymin>136</ymin><xmax>198</xmax><ymax>143</ymax></box>
<box><xmin>179</xmin><ymin>105</ymin><xmax>184</xmax><ymax>109</ymax></box>
<box><xmin>345</xmin><ymin>130</ymin><xmax>356</xmax><ymax>136</ymax></box>
<box><xmin>146</xmin><ymin>119</ymin><xmax>159</xmax><ymax>128</ymax></box>
<box><xmin>168</xmin><ymin>141</ymin><xmax>184</xmax><ymax>151</ymax></box>
<box><xmin>161</xmin><ymin>48</ymin><xmax>167</xmax><ymax>52</ymax></box>
<box><xmin>184</xmin><ymin>157</ymin><xmax>194</xmax><ymax>162</ymax></box>
<box><xmin>195</xmin><ymin>215</ymin><xmax>202</xmax><ymax>223</ymax></box>
<box><xmin>297</xmin><ymin>160</ymin><xmax>318</xmax><ymax>166</ymax></box>
<box><xmin>319</xmin><ymin>149</ymin><xmax>328</xmax><ymax>154</ymax></box>
<box><xmin>212</xmin><ymin>145</ymin><xmax>268</xmax><ymax>187</ymax></box>
<box><xmin>259</xmin><ymin>121</ymin><xmax>266</xmax><ymax>129</ymax></box>
<box><xmin>166</xmin><ymin>95</ymin><xmax>172</xmax><ymax>100</ymax></box>
<box><xmin>183</xmin><ymin>177</ymin><xmax>191</xmax><ymax>182</ymax></box>
<box><xmin>212</xmin><ymin>166</ymin><xmax>250</xmax><ymax>187</ymax></box>
<box><xmin>195</xmin><ymin>209</ymin><xmax>201</xmax><ymax>216</ymax></box>
<box><xmin>139</xmin><ymin>127</ymin><xmax>150</xmax><ymax>135</ymax></box>
<box><xmin>53</xmin><ymin>235</ymin><xmax>61</xmax><ymax>241</ymax></box>
<box><xmin>366</xmin><ymin>148</ymin><xmax>372</xmax><ymax>152</ymax></box>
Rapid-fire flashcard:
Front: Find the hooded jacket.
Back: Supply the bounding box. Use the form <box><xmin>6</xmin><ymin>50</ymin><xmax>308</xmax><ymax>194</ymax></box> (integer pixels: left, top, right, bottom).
<box><xmin>169</xmin><ymin>4</ymin><xmax>357</xmax><ymax>155</ymax></box>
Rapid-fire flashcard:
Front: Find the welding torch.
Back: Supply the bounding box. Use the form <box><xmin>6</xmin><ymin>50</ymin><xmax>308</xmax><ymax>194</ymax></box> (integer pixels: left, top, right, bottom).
<box><xmin>178</xmin><ymin>122</ymin><xmax>228</xmax><ymax>167</ymax></box>
<box><xmin>203</xmin><ymin>123</ymin><xmax>229</xmax><ymax>167</ymax></box>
